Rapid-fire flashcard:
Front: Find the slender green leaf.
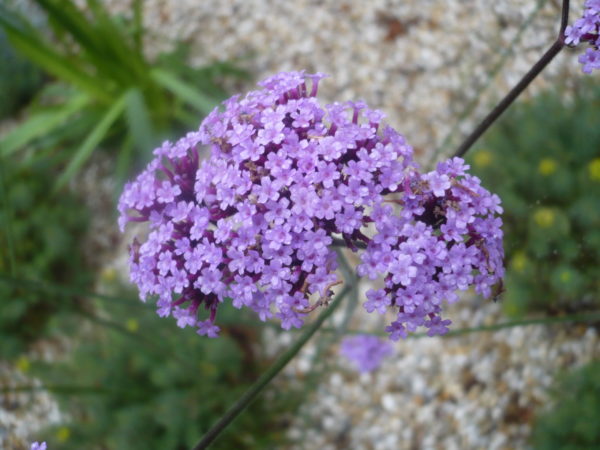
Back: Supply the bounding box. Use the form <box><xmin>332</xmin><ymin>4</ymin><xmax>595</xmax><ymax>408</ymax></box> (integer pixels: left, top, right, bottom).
<box><xmin>132</xmin><ymin>0</ymin><xmax>144</xmax><ymax>54</ymax></box>
<box><xmin>0</xmin><ymin>93</ymin><xmax>89</xmax><ymax>157</ymax></box>
<box><xmin>54</xmin><ymin>93</ymin><xmax>127</xmax><ymax>190</ymax></box>
<box><xmin>115</xmin><ymin>133</ymin><xmax>134</xmax><ymax>188</ymax></box>
<box><xmin>21</xmin><ymin>109</ymin><xmax>100</xmax><ymax>166</ymax></box>
<box><xmin>151</xmin><ymin>68</ymin><xmax>219</xmax><ymax>114</ymax></box>
<box><xmin>124</xmin><ymin>88</ymin><xmax>154</xmax><ymax>155</ymax></box>
<box><xmin>36</xmin><ymin>0</ymin><xmax>104</xmax><ymax>56</ymax></box>
<box><xmin>81</xmin><ymin>0</ymin><xmax>148</xmax><ymax>83</ymax></box>
<box><xmin>0</xmin><ymin>161</ymin><xmax>17</xmax><ymax>275</ymax></box>
<box><xmin>33</xmin><ymin>0</ymin><xmax>137</xmax><ymax>87</ymax></box>
<box><xmin>0</xmin><ymin>17</ymin><xmax>111</xmax><ymax>101</ymax></box>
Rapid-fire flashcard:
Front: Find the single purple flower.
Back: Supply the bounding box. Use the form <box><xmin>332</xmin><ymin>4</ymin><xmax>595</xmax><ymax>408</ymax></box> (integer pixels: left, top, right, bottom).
<box><xmin>340</xmin><ymin>335</ymin><xmax>393</xmax><ymax>373</ymax></box>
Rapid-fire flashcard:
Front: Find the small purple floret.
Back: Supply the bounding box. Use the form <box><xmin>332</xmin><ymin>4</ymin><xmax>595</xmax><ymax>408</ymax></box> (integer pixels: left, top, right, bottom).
<box><xmin>340</xmin><ymin>335</ymin><xmax>393</xmax><ymax>373</ymax></box>
<box><xmin>565</xmin><ymin>1</ymin><xmax>600</xmax><ymax>73</ymax></box>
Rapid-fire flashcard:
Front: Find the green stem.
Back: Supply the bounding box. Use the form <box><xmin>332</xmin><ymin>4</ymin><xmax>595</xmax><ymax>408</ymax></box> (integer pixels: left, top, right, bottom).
<box><xmin>192</xmin><ymin>284</ymin><xmax>352</xmax><ymax>450</ymax></box>
<box><xmin>322</xmin><ymin>310</ymin><xmax>600</xmax><ymax>338</ymax></box>
<box><xmin>452</xmin><ymin>0</ymin><xmax>570</xmax><ymax>158</ymax></box>
<box><xmin>0</xmin><ymin>274</ymin><xmax>149</xmax><ymax>309</ymax></box>
<box><xmin>1</xmin><ymin>384</ymin><xmax>114</xmax><ymax>395</ymax></box>
<box><xmin>428</xmin><ymin>0</ymin><xmax>549</xmax><ymax>167</ymax></box>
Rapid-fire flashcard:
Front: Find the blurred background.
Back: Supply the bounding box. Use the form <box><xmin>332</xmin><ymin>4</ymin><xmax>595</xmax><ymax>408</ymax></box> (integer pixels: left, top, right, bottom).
<box><xmin>0</xmin><ymin>0</ymin><xmax>598</xmax><ymax>449</ymax></box>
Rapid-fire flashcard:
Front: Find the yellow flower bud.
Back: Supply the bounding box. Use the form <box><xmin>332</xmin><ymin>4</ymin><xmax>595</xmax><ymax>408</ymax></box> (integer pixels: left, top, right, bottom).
<box><xmin>538</xmin><ymin>158</ymin><xmax>557</xmax><ymax>176</ymax></box>
<box><xmin>533</xmin><ymin>208</ymin><xmax>555</xmax><ymax>228</ymax></box>
<box><xmin>474</xmin><ymin>150</ymin><xmax>493</xmax><ymax>168</ymax></box>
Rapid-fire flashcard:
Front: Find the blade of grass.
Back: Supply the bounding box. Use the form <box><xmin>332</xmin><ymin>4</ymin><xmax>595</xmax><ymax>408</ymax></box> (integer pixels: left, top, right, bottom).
<box><xmin>0</xmin><ymin>10</ymin><xmax>111</xmax><ymax>101</ymax></box>
<box><xmin>54</xmin><ymin>93</ymin><xmax>127</xmax><ymax>190</ymax></box>
<box><xmin>115</xmin><ymin>133</ymin><xmax>135</xmax><ymax>190</ymax></box>
<box><xmin>124</xmin><ymin>87</ymin><xmax>154</xmax><ymax>156</ymax></box>
<box><xmin>131</xmin><ymin>0</ymin><xmax>144</xmax><ymax>54</ymax></box>
<box><xmin>0</xmin><ymin>93</ymin><xmax>89</xmax><ymax>157</ymax></box>
<box><xmin>151</xmin><ymin>68</ymin><xmax>219</xmax><ymax>115</ymax></box>
<box><xmin>82</xmin><ymin>0</ymin><xmax>149</xmax><ymax>84</ymax></box>
<box><xmin>0</xmin><ymin>160</ymin><xmax>17</xmax><ymax>275</ymax></box>
<box><xmin>34</xmin><ymin>0</ymin><xmax>136</xmax><ymax>85</ymax></box>
<box><xmin>36</xmin><ymin>0</ymin><xmax>105</xmax><ymax>55</ymax></box>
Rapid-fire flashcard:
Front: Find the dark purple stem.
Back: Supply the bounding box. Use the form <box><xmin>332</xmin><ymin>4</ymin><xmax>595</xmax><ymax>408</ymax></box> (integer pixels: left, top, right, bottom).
<box><xmin>453</xmin><ymin>0</ymin><xmax>570</xmax><ymax>158</ymax></box>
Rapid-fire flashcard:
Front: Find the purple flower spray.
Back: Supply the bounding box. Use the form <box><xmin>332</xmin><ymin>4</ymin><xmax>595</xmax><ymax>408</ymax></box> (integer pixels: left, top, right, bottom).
<box><xmin>565</xmin><ymin>0</ymin><xmax>600</xmax><ymax>73</ymax></box>
<box><xmin>118</xmin><ymin>71</ymin><xmax>504</xmax><ymax>340</ymax></box>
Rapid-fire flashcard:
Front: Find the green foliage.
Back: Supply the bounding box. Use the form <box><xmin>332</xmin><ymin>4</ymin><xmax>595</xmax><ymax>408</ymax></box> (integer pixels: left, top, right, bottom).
<box><xmin>468</xmin><ymin>83</ymin><xmax>600</xmax><ymax>316</ymax></box>
<box><xmin>531</xmin><ymin>360</ymin><xmax>600</xmax><ymax>449</ymax></box>
<box><xmin>0</xmin><ymin>157</ymin><xmax>90</xmax><ymax>358</ymax></box>
<box><xmin>0</xmin><ymin>29</ymin><xmax>44</xmax><ymax>119</ymax></box>
<box><xmin>32</xmin><ymin>295</ymin><xmax>297</xmax><ymax>450</ymax></box>
<box><xmin>0</xmin><ymin>0</ymin><xmax>248</xmax><ymax>189</ymax></box>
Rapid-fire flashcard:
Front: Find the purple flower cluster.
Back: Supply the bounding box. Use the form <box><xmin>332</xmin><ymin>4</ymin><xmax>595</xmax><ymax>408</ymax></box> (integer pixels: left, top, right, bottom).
<box><xmin>31</xmin><ymin>442</ymin><xmax>47</xmax><ymax>450</ymax></box>
<box><xmin>118</xmin><ymin>71</ymin><xmax>503</xmax><ymax>339</ymax></box>
<box><xmin>565</xmin><ymin>0</ymin><xmax>600</xmax><ymax>73</ymax></box>
<box><xmin>340</xmin><ymin>335</ymin><xmax>393</xmax><ymax>373</ymax></box>
<box><xmin>360</xmin><ymin>157</ymin><xmax>504</xmax><ymax>340</ymax></box>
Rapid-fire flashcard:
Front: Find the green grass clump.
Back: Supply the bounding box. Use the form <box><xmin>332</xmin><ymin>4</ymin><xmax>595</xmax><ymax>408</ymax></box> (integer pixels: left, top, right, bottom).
<box><xmin>0</xmin><ymin>158</ymin><xmax>91</xmax><ymax>358</ymax></box>
<box><xmin>0</xmin><ymin>29</ymin><xmax>44</xmax><ymax>119</ymax></box>
<box><xmin>30</xmin><ymin>297</ymin><xmax>298</xmax><ymax>450</ymax></box>
<box><xmin>468</xmin><ymin>83</ymin><xmax>600</xmax><ymax>316</ymax></box>
<box><xmin>531</xmin><ymin>360</ymin><xmax>600</xmax><ymax>449</ymax></box>
<box><xmin>0</xmin><ymin>0</ymin><xmax>248</xmax><ymax>189</ymax></box>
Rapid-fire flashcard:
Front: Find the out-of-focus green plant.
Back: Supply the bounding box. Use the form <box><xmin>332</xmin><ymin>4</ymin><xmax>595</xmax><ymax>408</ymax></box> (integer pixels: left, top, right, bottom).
<box><xmin>468</xmin><ymin>82</ymin><xmax>600</xmax><ymax>316</ymax></box>
<box><xmin>0</xmin><ymin>28</ymin><xmax>44</xmax><ymax>119</ymax></box>
<box><xmin>0</xmin><ymin>0</ymin><xmax>247</xmax><ymax>188</ymax></box>
<box><xmin>531</xmin><ymin>360</ymin><xmax>600</xmax><ymax>449</ymax></box>
<box><xmin>0</xmin><ymin>157</ymin><xmax>90</xmax><ymax>358</ymax></box>
<box><xmin>30</xmin><ymin>293</ymin><xmax>298</xmax><ymax>450</ymax></box>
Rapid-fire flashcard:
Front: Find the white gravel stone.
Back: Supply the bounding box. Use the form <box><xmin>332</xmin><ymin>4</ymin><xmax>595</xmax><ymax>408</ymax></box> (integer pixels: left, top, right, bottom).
<box><xmin>97</xmin><ymin>0</ymin><xmax>586</xmax><ymax>165</ymax></box>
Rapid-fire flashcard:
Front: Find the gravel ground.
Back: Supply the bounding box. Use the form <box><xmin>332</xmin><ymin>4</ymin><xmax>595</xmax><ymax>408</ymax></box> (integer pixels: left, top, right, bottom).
<box><xmin>0</xmin><ymin>363</ymin><xmax>63</xmax><ymax>450</ymax></box>
<box><xmin>106</xmin><ymin>0</ymin><xmax>584</xmax><ymax>163</ymax></box>
<box><xmin>280</xmin><ymin>296</ymin><xmax>599</xmax><ymax>449</ymax></box>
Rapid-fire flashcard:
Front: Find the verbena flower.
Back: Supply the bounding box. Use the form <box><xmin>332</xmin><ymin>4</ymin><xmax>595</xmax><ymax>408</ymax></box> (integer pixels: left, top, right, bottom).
<box><xmin>118</xmin><ymin>71</ymin><xmax>503</xmax><ymax>339</ymax></box>
<box><xmin>340</xmin><ymin>335</ymin><xmax>393</xmax><ymax>373</ymax></box>
<box><xmin>565</xmin><ymin>0</ymin><xmax>600</xmax><ymax>73</ymax></box>
<box><xmin>31</xmin><ymin>442</ymin><xmax>47</xmax><ymax>450</ymax></box>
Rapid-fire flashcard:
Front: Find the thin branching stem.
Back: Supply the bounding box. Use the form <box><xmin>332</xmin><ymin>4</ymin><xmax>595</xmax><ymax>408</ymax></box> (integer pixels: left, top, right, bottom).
<box><xmin>429</xmin><ymin>0</ymin><xmax>549</xmax><ymax>168</ymax></box>
<box><xmin>0</xmin><ymin>274</ymin><xmax>149</xmax><ymax>309</ymax></box>
<box><xmin>192</xmin><ymin>284</ymin><xmax>352</xmax><ymax>450</ymax></box>
<box><xmin>453</xmin><ymin>0</ymin><xmax>570</xmax><ymax>158</ymax></box>
<box><xmin>331</xmin><ymin>237</ymin><xmax>367</xmax><ymax>249</ymax></box>
<box><xmin>321</xmin><ymin>309</ymin><xmax>600</xmax><ymax>338</ymax></box>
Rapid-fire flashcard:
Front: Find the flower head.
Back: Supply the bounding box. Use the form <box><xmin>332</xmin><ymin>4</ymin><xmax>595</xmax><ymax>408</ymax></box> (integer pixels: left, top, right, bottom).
<box><xmin>31</xmin><ymin>443</ymin><xmax>47</xmax><ymax>450</ymax></box>
<box><xmin>565</xmin><ymin>1</ymin><xmax>600</xmax><ymax>73</ymax></box>
<box><xmin>118</xmin><ymin>71</ymin><xmax>503</xmax><ymax>339</ymax></box>
<box><xmin>340</xmin><ymin>335</ymin><xmax>393</xmax><ymax>373</ymax></box>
